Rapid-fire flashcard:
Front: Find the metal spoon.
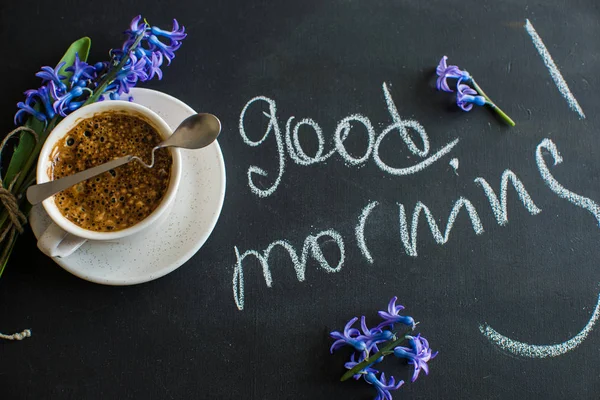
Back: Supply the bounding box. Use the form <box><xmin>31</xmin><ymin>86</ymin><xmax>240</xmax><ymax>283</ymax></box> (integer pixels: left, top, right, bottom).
<box><xmin>26</xmin><ymin>113</ymin><xmax>221</xmax><ymax>205</ymax></box>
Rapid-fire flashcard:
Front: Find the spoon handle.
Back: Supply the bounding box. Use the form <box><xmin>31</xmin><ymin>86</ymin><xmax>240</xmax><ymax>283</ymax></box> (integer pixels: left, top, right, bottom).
<box><xmin>26</xmin><ymin>156</ymin><xmax>133</xmax><ymax>205</ymax></box>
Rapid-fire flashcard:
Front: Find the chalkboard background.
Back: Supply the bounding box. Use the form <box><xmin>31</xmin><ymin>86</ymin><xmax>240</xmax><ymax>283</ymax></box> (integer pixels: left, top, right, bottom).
<box><xmin>1</xmin><ymin>0</ymin><xmax>600</xmax><ymax>398</ymax></box>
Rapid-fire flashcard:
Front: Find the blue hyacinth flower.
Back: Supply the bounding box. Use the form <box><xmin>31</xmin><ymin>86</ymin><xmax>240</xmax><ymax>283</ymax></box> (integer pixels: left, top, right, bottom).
<box><xmin>436</xmin><ymin>56</ymin><xmax>470</xmax><ymax>93</ymax></box>
<box><xmin>145</xmin><ymin>52</ymin><xmax>164</xmax><ymax>80</ymax></box>
<box><xmin>65</xmin><ymin>53</ymin><xmax>96</xmax><ymax>84</ymax></box>
<box><xmin>150</xmin><ymin>19</ymin><xmax>187</xmax><ymax>41</ymax></box>
<box><xmin>359</xmin><ymin>316</ymin><xmax>394</xmax><ymax>352</ymax></box>
<box><xmin>456</xmin><ymin>81</ymin><xmax>487</xmax><ymax>111</ymax></box>
<box><xmin>330</xmin><ymin>317</ymin><xmax>367</xmax><ymax>353</ymax></box>
<box><xmin>35</xmin><ymin>62</ymin><xmax>67</xmax><ymax>94</ymax></box>
<box><xmin>51</xmin><ymin>84</ymin><xmax>91</xmax><ymax>117</ymax></box>
<box><xmin>147</xmin><ymin>34</ymin><xmax>181</xmax><ymax>64</ymax></box>
<box><xmin>343</xmin><ymin>353</ymin><xmax>379</xmax><ymax>381</ymax></box>
<box><xmin>125</xmin><ymin>15</ymin><xmax>149</xmax><ymax>38</ymax></box>
<box><xmin>377</xmin><ymin>297</ymin><xmax>415</xmax><ymax>330</ymax></box>
<box><xmin>393</xmin><ymin>334</ymin><xmax>438</xmax><ymax>383</ymax></box>
<box><xmin>14</xmin><ymin>99</ymin><xmax>47</xmax><ymax>125</ymax></box>
<box><xmin>24</xmin><ymin>85</ymin><xmax>55</xmax><ymax>120</ymax></box>
<box><xmin>14</xmin><ymin>15</ymin><xmax>187</xmax><ymax>125</ymax></box>
<box><xmin>364</xmin><ymin>372</ymin><xmax>404</xmax><ymax>400</ymax></box>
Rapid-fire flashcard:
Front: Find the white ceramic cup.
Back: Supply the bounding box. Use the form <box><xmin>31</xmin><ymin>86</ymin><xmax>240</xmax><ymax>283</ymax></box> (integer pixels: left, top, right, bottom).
<box><xmin>36</xmin><ymin>101</ymin><xmax>182</xmax><ymax>258</ymax></box>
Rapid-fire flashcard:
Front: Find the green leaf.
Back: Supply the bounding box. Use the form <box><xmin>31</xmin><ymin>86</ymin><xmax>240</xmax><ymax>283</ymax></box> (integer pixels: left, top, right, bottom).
<box><xmin>3</xmin><ymin>37</ymin><xmax>92</xmax><ymax>188</ymax></box>
<box><xmin>0</xmin><ymin>233</ymin><xmax>18</xmax><ymax>278</ymax></box>
<box><xmin>57</xmin><ymin>36</ymin><xmax>91</xmax><ymax>81</ymax></box>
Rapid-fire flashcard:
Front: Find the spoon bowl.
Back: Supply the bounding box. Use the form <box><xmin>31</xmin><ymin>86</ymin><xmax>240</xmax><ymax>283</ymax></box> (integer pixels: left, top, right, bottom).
<box><xmin>133</xmin><ymin>113</ymin><xmax>221</xmax><ymax>168</ymax></box>
<box><xmin>160</xmin><ymin>113</ymin><xmax>221</xmax><ymax>150</ymax></box>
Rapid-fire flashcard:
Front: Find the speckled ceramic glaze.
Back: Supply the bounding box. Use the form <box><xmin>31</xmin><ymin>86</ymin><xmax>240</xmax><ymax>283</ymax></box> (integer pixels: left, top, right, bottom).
<box><xmin>29</xmin><ymin>88</ymin><xmax>226</xmax><ymax>285</ymax></box>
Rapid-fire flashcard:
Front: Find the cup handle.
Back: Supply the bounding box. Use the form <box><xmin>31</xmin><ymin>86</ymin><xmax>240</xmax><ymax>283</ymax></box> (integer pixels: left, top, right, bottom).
<box><xmin>37</xmin><ymin>222</ymin><xmax>87</xmax><ymax>258</ymax></box>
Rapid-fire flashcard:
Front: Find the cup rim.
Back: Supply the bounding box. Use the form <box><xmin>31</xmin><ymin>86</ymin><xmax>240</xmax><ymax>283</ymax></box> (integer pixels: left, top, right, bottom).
<box><xmin>37</xmin><ymin>100</ymin><xmax>182</xmax><ymax>241</ymax></box>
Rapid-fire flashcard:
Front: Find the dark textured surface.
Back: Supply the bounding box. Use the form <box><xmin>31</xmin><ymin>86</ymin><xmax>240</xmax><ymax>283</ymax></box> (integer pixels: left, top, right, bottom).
<box><xmin>1</xmin><ymin>1</ymin><xmax>600</xmax><ymax>399</ymax></box>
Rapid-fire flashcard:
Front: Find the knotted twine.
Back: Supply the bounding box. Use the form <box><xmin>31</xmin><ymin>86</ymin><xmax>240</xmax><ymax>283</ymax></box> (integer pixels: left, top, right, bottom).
<box><xmin>0</xmin><ymin>126</ymin><xmax>38</xmax><ymax>342</ymax></box>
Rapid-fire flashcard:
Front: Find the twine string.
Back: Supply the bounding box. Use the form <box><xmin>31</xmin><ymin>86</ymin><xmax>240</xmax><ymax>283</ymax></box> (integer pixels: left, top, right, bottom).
<box><xmin>0</xmin><ymin>126</ymin><xmax>38</xmax><ymax>342</ymax></box>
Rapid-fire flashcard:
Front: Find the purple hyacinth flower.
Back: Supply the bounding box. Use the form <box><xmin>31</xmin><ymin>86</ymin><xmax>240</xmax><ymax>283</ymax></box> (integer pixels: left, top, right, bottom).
<box><xmin>436</xmin><ymin>56</ymin><xmax>470</xmax><ymax>93</ymax></box>
<box><xmin>344</xmin><ymin>353</ymin><xmax>379</xmax><ymax>381</ymax></box>
<box><xmin>148</xmin><ymin>34</ymin><xmax>181</xmax><ymax>64</ymax></box>
<box><xmin>35</xmin><ymin>62</ymin><xmax>67</xmax><ymax>94</ymax></box>
<box><xmin>359</xmin><ymin>316</ymin><xmax>394</xmax><ymax>350</ymax></box>
<box><xmin>102</xmin><ymin>54</ymin><xmax>148</xmax><ymax>100</ymax></box>
<box><xmin>146</xmin><ymin>52</ymin><xmax>164</xmax><ymax>80</ymax></box>
<box><xmin>456</xmin><ymin>82</ymin><xmax>486</xmax><ymax>111</ymax></box>
<box><xmin>125</xmin><ymin>15</ymin><xmax>148</xmax><ymax>38</ymax></box>
<box><xmin>117</xmin><ymin>55</ymin><xmax>148</xmax><ymax>92</ymax></box>
<box><xmin>65</xmin><ymin>53</ymin><xmax>96</xmax><ymax>84</ymax></box>
<box><xmin>132</xmin><ymin>46</ymin><xmax>150</xmax><ymax>61</ymax></box>
<box><xmin>151</xmin><ymin>19</ymin><xmax>187</xmax><ymax>41</ymax></box>
<box><xmin>393</xmin><ymin>334</ymin><xmax>438</xmax><ymax>383</ymax></box>
<box><xmin>14</xmin><ymin>99</ymin><xmax>47</xmax><ymax>125</ymax></box>
<box><xmin>123</xmin><ymin>54</ymin><xmax>149</xmax><ymax>83</ymax></box>
<box><xmin>98</xmin><ymin>16</ymin><xmax>186</xmax><ymax>104</ymax></box>
<box><xmin>94</xmin><ymin>61</ymin><xmax>109</xmax><ymax>73</ymax></box>
<box><xmin>330</xmin><ymin>317</ymin><xmax>367</xmax><ymax>353</ymax></box>
<box><xmin>23</xmin><ymin>85</ymin><xmax>55</xmax><ymax>120</ymax></box>
<box><xmin>377</xmin><ymin>297</ymin><xmax>415</xmax><ymax>330</ymax></box>
<box><xmin>52</xmin><ymin>84</ymin><xmax>90</xmax><ymax>117</ymax></box>
<box><xmin>364</xmin><ymin>372</ymin><xmax>404</xmax><ymax>400</ymax></box>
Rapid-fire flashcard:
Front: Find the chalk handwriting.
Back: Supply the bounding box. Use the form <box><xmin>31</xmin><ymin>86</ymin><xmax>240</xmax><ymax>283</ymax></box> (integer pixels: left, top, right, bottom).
<box><xmin>239</xmin><ymin>83</ymin><xmax>459</xmax><ymax>197</ymax></box>
<box><xmin>525</xmin><ymin>20</ymin><xmax>585</xmax><ymax>119</ymax></box>
<box><xmin>480</xmin><ymin>138</ymin><xmax>600</xmax><ymax>357</ymax></box>
<box><xmin>234</xmin><ymin>164</ymin><xmax>545</xmax><ymax>305</ymax></box>
<box><xmin>398</xmin><ymin>198</ymin><xmax>484</xmax><ymax>258</ymax></box>
<box><xmin>474</xmin><ymin>170</ymin><xmax>542</xmax><ymax>226</ymax></box>
<box><xmin>479</xmin><ymin>292</ymin><xmax>600</xmax><ymax>358</ymax></box>
<box><xmin>239</xmin><ymin>96</ymin><xmax>285</xmax><ymax>197</ymax></box>
<box><xmin>237</xmin><ymin>86</ymin><xmax>600</xmax><ymax>362</ymax></box>
<box><xmin>536</xmin><ymin>139</ymin><xmax>600</xmax><ymax>226</ymax></box>
<box><xmin>232</xmin><ymin>229</ymin><xmax>345</xmax><ymax>310</ymax></box>
<box><xmin>356</xmin><ymin>201</ymin><xmax>379</xmax><ymax>264</ymax></box>
<box><xmin>449</xmin><ymin>158</ymin><xmax>459</xmax><ymax>175</ymax></box>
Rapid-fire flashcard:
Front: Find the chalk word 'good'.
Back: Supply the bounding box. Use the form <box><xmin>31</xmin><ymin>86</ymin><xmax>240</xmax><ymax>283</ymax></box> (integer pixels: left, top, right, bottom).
<box><xmin>239</xmin><ymin>83</ymin><xmax>459</xmax><ymax>197</ymax></box>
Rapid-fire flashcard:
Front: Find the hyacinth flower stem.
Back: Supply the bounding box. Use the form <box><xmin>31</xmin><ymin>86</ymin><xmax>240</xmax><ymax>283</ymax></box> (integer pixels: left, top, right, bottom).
<box><xmin>0</xmin><ymin>117</ymin><xmax>57</xmax><ymax>227</ymax></box>
<box><xmin>0</xmin><ymin>116</ymin><xmax>57</xmax><ymax>274</ymax></box>
<box><xmin>341</xmin><ymin>327</ymin><xmax>413</xmax><ymax>382</ymax></box>
<box><xmin>11</xmin><ymin>117</ymin><xmax>59</xmax><ymax>197</ymax></box>
<box><xmin>84</xmin><ymin>32</ymin><xmax>145</xmax><ymax>106</ymax></box>
<box><xmin>470</xmin><ymin>78</ymin><xmax>515</xmax><ymax>127</ymax></box>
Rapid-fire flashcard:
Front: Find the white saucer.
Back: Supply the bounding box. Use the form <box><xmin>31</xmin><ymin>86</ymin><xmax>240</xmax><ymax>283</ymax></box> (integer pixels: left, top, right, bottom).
<box><xmin>29</xmin><ymin>88</ymin><xmax>226</xmax><ymax>285</ymax></box>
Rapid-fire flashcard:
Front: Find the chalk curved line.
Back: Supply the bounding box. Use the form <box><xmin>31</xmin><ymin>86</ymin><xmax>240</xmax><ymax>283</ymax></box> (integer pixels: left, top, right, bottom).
<box><xmin>356</xmin><ymin>201</ymin><xmax>379</xmax><ymax>264</ymax></box>
<box><xmin>479</xmin><ymin>290</ymin><xmax>600</xmax><ymax>358</ymax></box>
<box><xmin>373</xmin><ymin>138</ymin><xmax>459</xmax><ymax>176</ymax></box>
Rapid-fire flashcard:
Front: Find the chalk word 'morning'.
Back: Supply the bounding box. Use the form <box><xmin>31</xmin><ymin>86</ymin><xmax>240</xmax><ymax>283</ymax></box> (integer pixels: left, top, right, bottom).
<box><xmin>239</xmin><ymin>83</ymin><xmax>459</xmax><ymax>197</ymax></box>
<box><xmin>480</xmin><ymin>138</ymin><xmax>600</xmax><ymax>358</ymax></box>
<box><xmin>232</xmin><ymin>229</ymin><xmax>345</xmax><ymax>310</ymax></box>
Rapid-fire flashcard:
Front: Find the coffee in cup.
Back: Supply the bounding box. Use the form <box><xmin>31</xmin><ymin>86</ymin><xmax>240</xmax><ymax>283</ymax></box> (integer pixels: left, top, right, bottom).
<box><xmin>50</xmin><ymin>111</ymin><xmax>172</xmax><ymax>232</ymax></box>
